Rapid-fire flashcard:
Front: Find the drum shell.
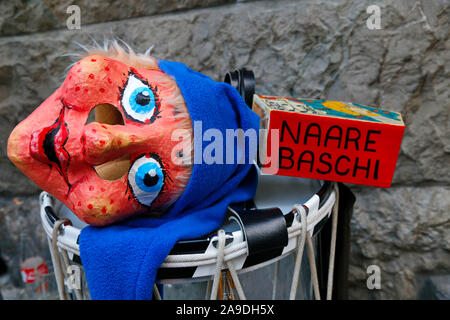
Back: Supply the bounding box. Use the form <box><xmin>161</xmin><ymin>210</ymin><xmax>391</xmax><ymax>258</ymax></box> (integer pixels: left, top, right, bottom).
<box><xmin>39</xmin><ymin>173</ymin><xmax>336</xmax><ymax>299</ymax></box>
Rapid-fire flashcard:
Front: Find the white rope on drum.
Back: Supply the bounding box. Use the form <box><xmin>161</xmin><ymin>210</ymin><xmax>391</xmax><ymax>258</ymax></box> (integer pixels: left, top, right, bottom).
<box><xmin>210</xmin><ymin>229</ymin><xmax>226</xmax><ymax>300</ymax></box>
<box><xmin>209</xmin><ymin>229</ymin><xmax>246</xmax><ymax>300</ymax></box>
<box><xmin>326</xmin><ymin>182</ymin><xmax>340</xmax><ymax>300</ymax></box>
<box><xmin>51</xmin><ymin>219</ymin><xmax>71</xmax><ymax>300</ymax></box>
<box><xmin>290</xmin><ymin>184</ymin><xmax>339</xmax><ymax>301</ymax></box>
<box><xmin>60</xmin><ymin>248</ymin><xmax>83</xmax><ymax>300</ymax></box>
<box><xmin>225</xmin><ymin>260</ymin><xmax>246</xmax><ymax>300</ymax></box>
<box><xmin>163</xmin><ymin>242</ymin><xmax>247</xmax><ymax>265</ymax></box>
<box><xmin>272</xmin><ymin>260</ymin><xmax>280</xmax><ymax>300</ymax></box>
<box><xmin>306</xmin><ymin>231</ymin><xmax>321</xmax><ymax>300</ymax></box>
<box><xmin>153</xmin><ymin>285</ymin><xmax>162</xmax><ymax>300</ymax></box>
<box><xmin>286</xmin><ymin>192</ymin><xmax>336</xmax><ymax>241</ymax></box>
<box><xmin>289</xmin><ymin>204</ymin><xmax>307</xmax><ymax>300</ymax></box>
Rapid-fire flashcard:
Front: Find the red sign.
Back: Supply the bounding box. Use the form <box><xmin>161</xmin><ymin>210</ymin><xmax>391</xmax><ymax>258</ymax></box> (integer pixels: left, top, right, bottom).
<box><xmin>254</xmin><ymin>95</ymin><xmax>405</xmax><ymax>188</ymax></box>
<box><xmin>20</xmin><ymin>260</ymin><xmax>49</xmax><ymax>284</ymax></box>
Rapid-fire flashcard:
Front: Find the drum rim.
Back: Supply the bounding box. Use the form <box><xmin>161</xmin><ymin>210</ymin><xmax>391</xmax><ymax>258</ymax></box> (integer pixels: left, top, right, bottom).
<box><xmin>39</xmin><ymin>180</ymin><xmax>335</xmax><ymax>281</ymax></box>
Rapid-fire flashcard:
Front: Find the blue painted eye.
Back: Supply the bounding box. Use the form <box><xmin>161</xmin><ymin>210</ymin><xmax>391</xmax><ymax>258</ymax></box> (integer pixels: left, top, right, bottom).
<box><xmin>128</xmin><ymin>155</ymin><xmax>164</xmax><ymax>207</ymax></box>
<box><xmin>121</xmin><ymin>74</ymin><xmax>158</xmax><ymax>123</ymax></box>
<box><xmin>129</xmin><ymin>87</ymin><xmax>155</xmax><ymax>114</ymax></box>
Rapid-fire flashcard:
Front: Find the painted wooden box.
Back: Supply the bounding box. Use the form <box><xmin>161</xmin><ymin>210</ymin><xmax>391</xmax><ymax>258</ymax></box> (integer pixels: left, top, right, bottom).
<box><xmin>253</xmin><ymin>94</ymin><xmax>405</xmax><ymax>188</ymax></box>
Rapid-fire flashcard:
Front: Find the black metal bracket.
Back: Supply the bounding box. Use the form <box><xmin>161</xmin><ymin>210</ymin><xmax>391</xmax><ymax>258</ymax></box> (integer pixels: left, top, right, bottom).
<box><xmin>224</xmin><ymin>68</ymin><xmax>255</xmax><ymax>108</ymax></box>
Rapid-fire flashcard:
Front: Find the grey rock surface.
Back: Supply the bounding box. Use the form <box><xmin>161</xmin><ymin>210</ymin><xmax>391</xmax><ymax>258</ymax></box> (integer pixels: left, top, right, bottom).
<box><xmin>0</xmin><ymin>0</ymin><xmax>448</xmax><ymax>299</ymax></box>
<box><xmin>418</xmin><ymin>275</ymin><xmax>450</xmax><ymax>299</ymax></box>
<box><xmin>0</xmin><ymin>0</ymin><xmax>234</xmax><ymax>36</ymax></box>
<box><xmin>349</xmin><ymin>185</ymin><xmax>450</xmax><ymax>299</ymax></box>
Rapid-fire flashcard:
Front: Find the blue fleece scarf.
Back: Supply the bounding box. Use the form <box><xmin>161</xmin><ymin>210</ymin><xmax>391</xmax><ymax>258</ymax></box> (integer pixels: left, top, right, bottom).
<box><xmin>78</xmin><ymin>60</ymin><xmax>260</xmax><ymax>300</ymax></box>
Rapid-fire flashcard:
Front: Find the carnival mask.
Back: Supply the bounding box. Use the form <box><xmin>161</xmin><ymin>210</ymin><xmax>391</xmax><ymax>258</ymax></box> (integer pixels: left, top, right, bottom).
<box><xmin>8</xmin><ymin>50</ymin><xmax>193</xmax><ymax>226</ymax></box>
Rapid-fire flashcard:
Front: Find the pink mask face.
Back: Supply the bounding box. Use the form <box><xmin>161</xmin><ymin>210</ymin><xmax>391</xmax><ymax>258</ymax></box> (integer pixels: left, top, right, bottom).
<box><xmin>8</xmin><ymin>55</ymin><xmax>193</xmax><ymax>226</ymax></box>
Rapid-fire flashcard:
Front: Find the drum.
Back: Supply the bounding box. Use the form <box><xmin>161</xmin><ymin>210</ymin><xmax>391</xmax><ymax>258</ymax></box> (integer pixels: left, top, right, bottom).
<box><xmin>39</xmin><ymin>167</ymin><xmax>338</xmax><ymax>300</ymax></box>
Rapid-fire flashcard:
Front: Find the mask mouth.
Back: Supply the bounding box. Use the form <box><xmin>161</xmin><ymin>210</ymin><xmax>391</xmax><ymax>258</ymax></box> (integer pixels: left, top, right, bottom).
<box><xmin>86</xmin><ymin>103</ymin><xmax>130</xmax><ymax>181</ymax></box>
<box><xmin>30</xmin><ymin>102</ymin><xmax>72</xmax><ymax>187</ymax></box>
<box><xmin>94</xmin><ymin>153</ymin><xmax>131</xmax><ymax>181</ymax></box>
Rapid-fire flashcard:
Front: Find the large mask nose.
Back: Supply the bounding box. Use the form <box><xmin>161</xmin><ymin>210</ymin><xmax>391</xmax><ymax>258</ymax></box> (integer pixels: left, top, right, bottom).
<box><xmin>81</xmin><ymin>122</ymin><xmax>163</xmax><ymax>167</ymax></box>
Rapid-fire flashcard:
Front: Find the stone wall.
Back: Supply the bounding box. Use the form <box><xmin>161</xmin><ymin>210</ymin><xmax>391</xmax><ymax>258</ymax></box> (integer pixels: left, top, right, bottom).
<box><xmin>0</xmin><ymin>0</ymin><xmax>448</xmax><ymax>299</ymax></box>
